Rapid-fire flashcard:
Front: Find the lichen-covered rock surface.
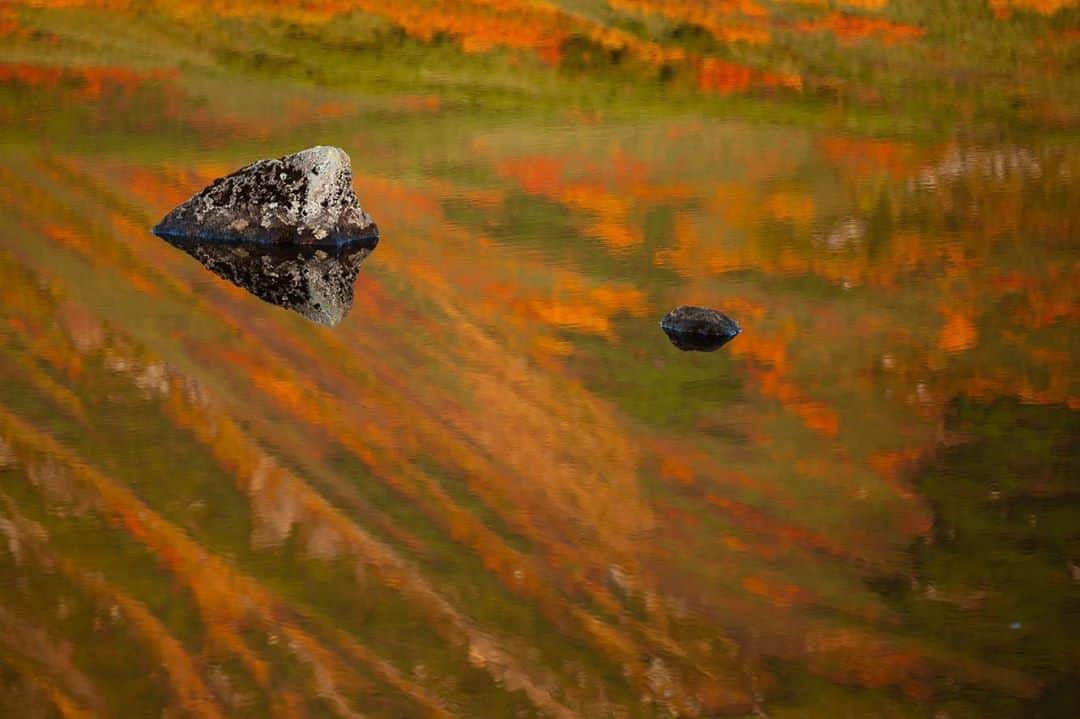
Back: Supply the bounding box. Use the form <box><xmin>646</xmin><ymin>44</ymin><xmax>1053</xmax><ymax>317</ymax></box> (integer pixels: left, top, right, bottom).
<box><xmin>153</xmin><ymin>146</ymin><xmax>377</xmax><ymax>246</ymax></box>
<box><xmin>661</xmin><ymin>305</ymin><xmax>741</xmax><ymax>352</ymax></box>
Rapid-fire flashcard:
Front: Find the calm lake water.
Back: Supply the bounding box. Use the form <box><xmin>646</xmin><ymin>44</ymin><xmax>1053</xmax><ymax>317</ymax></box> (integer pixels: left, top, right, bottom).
<box><xmin>1</xmin><ymin>2</ymin><xmax>1077</xmax><ymax>717</ymax></box>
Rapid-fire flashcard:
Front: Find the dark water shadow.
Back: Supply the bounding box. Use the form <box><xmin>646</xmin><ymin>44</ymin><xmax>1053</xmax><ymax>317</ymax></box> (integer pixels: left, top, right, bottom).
<box><xmin>158</xmin><ymin>235</ymin><xmax>377</xmax><ymax>326</ymax></box>
<box><xmin>662</xmin><ymin>331</ymin><xmax>739</xmax><ymax>352</ymax></box>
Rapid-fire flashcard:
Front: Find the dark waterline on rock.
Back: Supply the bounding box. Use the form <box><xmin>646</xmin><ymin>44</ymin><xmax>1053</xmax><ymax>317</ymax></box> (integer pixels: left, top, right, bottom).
<box><xmin>152</xmin><ymin>222</ymin><xmax>380</xmax><ymax>248</ymax></box>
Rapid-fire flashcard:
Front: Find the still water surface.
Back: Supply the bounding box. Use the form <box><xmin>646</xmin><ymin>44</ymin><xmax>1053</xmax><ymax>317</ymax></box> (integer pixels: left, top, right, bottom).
<box><xmin>1</xmin><ymin>2</ymin><xmax>1077</xmax><ymax>717</ymax></box>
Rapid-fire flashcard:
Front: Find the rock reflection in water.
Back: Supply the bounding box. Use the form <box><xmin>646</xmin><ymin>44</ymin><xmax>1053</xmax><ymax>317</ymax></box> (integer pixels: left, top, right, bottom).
<box><xmin>160</xmin><ymin>236</ymin><xmax>377</xmax><ymax>326</ymax></box>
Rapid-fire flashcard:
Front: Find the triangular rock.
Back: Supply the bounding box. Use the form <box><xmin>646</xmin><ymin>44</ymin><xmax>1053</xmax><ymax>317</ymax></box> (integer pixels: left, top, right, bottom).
<box><xmin>153</xmin><ymin>146</ymin><xmax>378</xmax><ymax>246</ymax></box>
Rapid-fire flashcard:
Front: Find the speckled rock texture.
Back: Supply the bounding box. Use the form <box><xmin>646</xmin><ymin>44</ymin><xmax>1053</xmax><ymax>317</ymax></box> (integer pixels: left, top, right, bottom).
<box><xmin>163</xmin><ymin>236</ymin><xmax>377</xmax><ymax>326</ymax></box>
<box><xmin>153</xmin><ymin>146</ymin><xmax>377</xmax><ymax>246</ymax></box>
<box><xmin>661</xmin><ymin>305</ymin><xmax>741</xmax><ymax>352</ymax></box>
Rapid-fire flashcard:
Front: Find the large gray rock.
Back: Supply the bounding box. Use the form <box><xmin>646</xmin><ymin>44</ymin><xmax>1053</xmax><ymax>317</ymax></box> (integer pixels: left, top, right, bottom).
<box><xmin>661</xmin><ymin>305</ymin><xmax>741</xmax><ymax>352</ymax></box>
<box><xmin>153</xmin><ymin>146</ymin><xmax>377</xmax><ymax>246</ymax></box>
<box><xmin>162</xmin><ymin>236</ymin><xmax>377</xmax><ymax>326</ymax></box>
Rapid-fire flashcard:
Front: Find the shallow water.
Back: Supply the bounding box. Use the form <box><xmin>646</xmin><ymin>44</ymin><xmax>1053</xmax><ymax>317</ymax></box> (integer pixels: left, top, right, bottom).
<box><xmin>1</xmin><ymin>2</ymin><xmax>1078</xmax><ymax>717</ymax></box>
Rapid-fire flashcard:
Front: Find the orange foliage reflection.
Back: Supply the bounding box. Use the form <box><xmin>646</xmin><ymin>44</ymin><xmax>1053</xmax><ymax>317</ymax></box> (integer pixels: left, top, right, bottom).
<box><xmin>795</xmin><ymin>12</ymin><xmax>925</xmax><ymax>44</ymax></box>
<box><xmin>0</xmin><ymin>2</ymin><xmax>1076</xmax><ymax>711</ymax></box>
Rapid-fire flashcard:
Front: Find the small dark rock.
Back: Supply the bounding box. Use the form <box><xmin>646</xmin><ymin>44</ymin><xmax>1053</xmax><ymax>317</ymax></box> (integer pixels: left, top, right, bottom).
<box><xmin>153</xmin><ymin>146</ymin><xmax>377</xmax><ymax>246</ymax></box>
<box><xmin>661</xmin><ymin>305</ymin><xmax>741</xmax><ymax>352</ymax></box>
